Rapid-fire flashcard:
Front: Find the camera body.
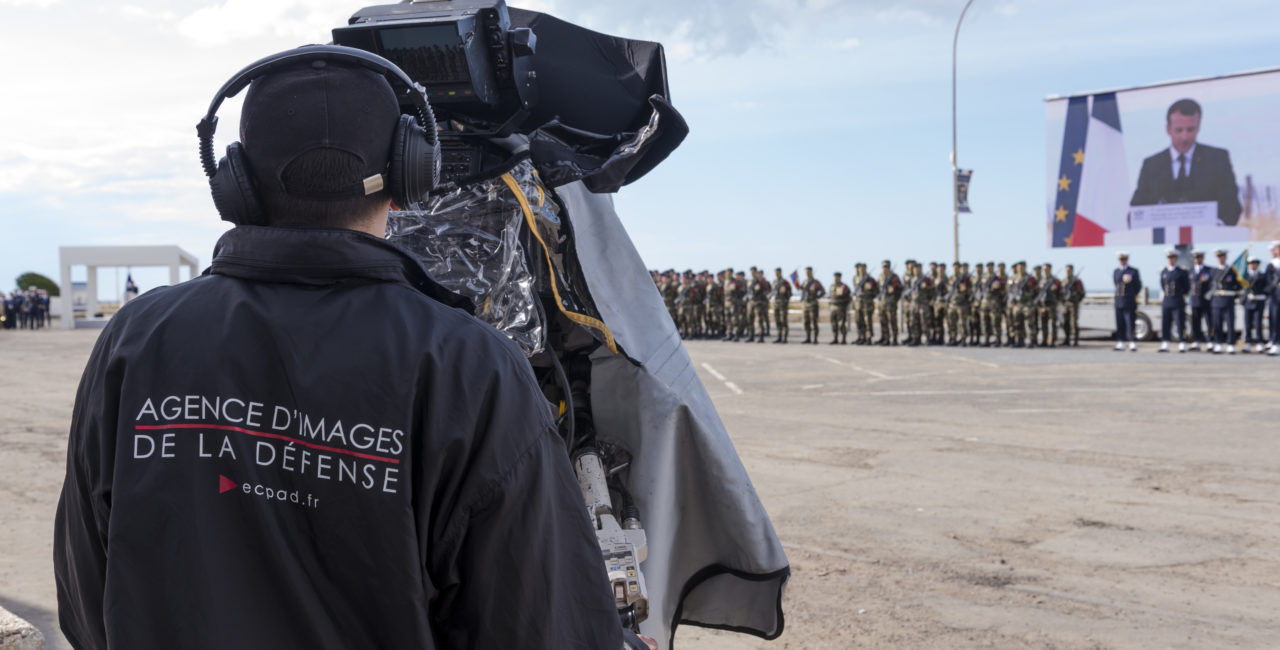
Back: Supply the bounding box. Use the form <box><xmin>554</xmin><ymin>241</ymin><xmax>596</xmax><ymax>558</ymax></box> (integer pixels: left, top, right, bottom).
<box><xmin>334</xmin><ymin>0</ymin><xmax>537</xmax><ymax>186</ymax></box>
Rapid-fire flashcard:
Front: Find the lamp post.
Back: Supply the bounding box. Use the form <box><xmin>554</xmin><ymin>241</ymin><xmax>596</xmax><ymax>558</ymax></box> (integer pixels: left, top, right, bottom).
<box><xmin>952</xmin><ymin>0</ymin><xmax>975</xmax><ymax>264</ymax></box>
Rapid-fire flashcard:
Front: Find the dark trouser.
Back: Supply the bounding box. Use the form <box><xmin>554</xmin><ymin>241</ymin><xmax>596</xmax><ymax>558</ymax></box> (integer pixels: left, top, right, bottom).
<box><xmin>1161</xmin><ymin>306</ymin><xmax>1185</xmax><ymax>342</ymax></box>
<box><xmin>1244</xmin><ymin>301</ymin><xmax>1265</xmax><ymax>343</ymax></box>
<box><xmin>1189</xmin><ymin>304</ymin><xmax>1211</xmax><ymax>343</ymax></box>
<box><xmin>1114</xmin><ymin>306</ymin><xmax>1135</xmax><ymax>342</ymax></box>
<box><xmin>1271</xmin><ymin>297</ymin><xmax>1280</xmax><ymax>345</ymax></box>
<box><xmin>1211</xmin><ymin>300</ymin><xmax>1236</xmax><ymax>345</ymax></box>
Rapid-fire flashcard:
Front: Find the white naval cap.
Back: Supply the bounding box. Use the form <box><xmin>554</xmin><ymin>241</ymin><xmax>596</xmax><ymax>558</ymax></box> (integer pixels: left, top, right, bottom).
<box><xmin>1249</xmin><ymin>257</ymin><xmax>1261</xmax><ymax>263</ymax></box>
<box><xmin>1215</xmin><ymin>247</ymin><xmax>1228</xmax><ymax>254</ymax></box>
<box><xmin>1165</xmin><ymin>248</ymin><xmax>1178</xmax><ymax>256</ymax></box>
<box><xmin>1271</xmin><ymin>240</ymin><xmax>1280</xmax><ymax>249</ymax></box>
<box><xmin>1116</xmin><ymin>250</ymin><xmax>1129</xmax><ymax>258</ymax></box>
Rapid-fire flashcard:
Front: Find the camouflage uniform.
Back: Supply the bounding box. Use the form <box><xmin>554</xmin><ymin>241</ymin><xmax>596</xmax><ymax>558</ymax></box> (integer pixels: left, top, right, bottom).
<box><xmin>1036</xmin><ymin>265</ymin><xmax>1062</xmax><ymax>346</ymax></box>
<box><xmin>772</xmin><ymin>269</ymin><xmax>793</xmax><ymax>343</ymax></box>
<box><xmin>661</xmin><ymin>273</ymin><xmax>680</xmax><ymax>330</ymax></box>
<box><xmin>720</xmin><ymin>268</ymin><xmax>735</xmax><ymax>339</ymax></box>
<box><xmin>853</xmin><ymin>265</ymin><xmax>877</xmax><ymax>344</ymax></box>
<box><xmin>1027</xmin><ymin>266</ymin><xmax>1043</xmax><ymax>347</ymax></box>
<box><xmin>876</xmin><ymin>262</ymin><xmax>903</xmax><ymax>345</ymax></box>
<box><xmin>969</xmin><ymin>266</ymin><xmax>986</xmax><ymax>345</ymax></box>
<box><xmin>1060</xmin><ymin>268</ymin><xmax>1085</xmax><ymax>346</ymax></box>
<box><xmin>705</xmin><ymin>274</ymin><xmax>725</xmax><ymax>338</ymax></box>
<box><xmin>1015</xmin><ymin>265</ymin><xmax>1040</xmax><ymax>347</ymax></box>
<box><xmin>678</xmin><ymin>278</ymin><xmax>705</xmax><ymax>339</ymax></box>
<box><xmin>932</xmin><ymin>268</ymin><xmax>950</xmax><ymax>345</ymax></box>
<box><xmin>946</xmin><ymin>264</ymin><xmax>973</xmax><ymax>346</ymax></box>
<box><xmin>747</xmin><ymin>271</ymin><xmax>772</xmax><ymax>343</ymax></box>
<box><xmin>982</xmin><ymin>265</ymin><xmax>1007</xmax><ymax>346</ymax></box>
<box><xmin>799</xmin><ymin>269</ymin><xmax>825</xmax><ymax>344</ymax></box>
<box><xmin>727</xmin><ymin>272</ymin><xmax>749</xmax><ymax>341</ymax></box>
<box><xmin>908</xmin><ymin>263</ymin><xmax>935</xmax><ymax>346</ymax></box>
<box><xmin>829</xmin><ymin>273</ymin><xmax>852</xmax><ymax>344</ymax></box>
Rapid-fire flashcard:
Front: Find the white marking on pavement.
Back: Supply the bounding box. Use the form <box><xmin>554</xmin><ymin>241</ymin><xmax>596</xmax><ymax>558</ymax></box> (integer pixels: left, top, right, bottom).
<box><xmin>701</xmin><ymin>363</ymin><xmax>744</xmax><ymax>395</ymax></box>
<box><xmin>700</xmin><ymin>362</ymin><xmax>727</xmax><ymax>381</ymax></box>
<box><xmin>800</xmin><ymin>384</ymin><xmax>825</xmax><ymax>390</ymax></box>
<box><xmin>813</xmin><ymin>354</ymin><xmax>892</xmax><ymax>379</ymax></box>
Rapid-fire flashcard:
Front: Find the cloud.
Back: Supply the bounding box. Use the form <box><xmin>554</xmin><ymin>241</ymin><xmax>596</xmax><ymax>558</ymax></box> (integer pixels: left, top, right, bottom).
<box><xmin>175</xmin><ymin>0</ymin><xmax>356</xmax><ymax>47</ymax></box>
<box><xmin>830</xmin><ymin>37</ymin><xmax>861</xmax><ymax>50</ymax></box>
<box><xmin>0</xmin><ymin>0</ymin><xmax>59</xmax><ymax>7</ymax></box>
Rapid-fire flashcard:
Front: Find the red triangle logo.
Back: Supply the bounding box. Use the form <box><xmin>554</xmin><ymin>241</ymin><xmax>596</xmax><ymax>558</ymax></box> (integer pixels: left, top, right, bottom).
<box><xmin>218</xmin><ymin>475</ymin><xmax>238</xmax><ymax>494</ymax></box>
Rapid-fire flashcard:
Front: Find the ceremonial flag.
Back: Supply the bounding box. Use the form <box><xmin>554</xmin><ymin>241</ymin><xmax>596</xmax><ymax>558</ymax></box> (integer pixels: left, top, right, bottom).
<box><xmin>790</xmin><ymin>269</ymin><xmax>799</xmax><ymax>288</ymax></box>
<box><xmin>1231</xmin><ymin>248</ymin><xmax>1249</xmax><ymax>276</ymax></box>
<box><xmin>1053</xmin><ymin>93</ymin><xmax>1130</xmax><ymax>247</ymax></box>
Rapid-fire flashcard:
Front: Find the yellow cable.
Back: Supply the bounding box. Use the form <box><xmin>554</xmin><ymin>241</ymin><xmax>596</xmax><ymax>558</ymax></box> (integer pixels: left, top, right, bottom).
<box><xmin>500</xmin><ymin>172</ymin><xmax>619</xmax><ymax>355</ymax></box>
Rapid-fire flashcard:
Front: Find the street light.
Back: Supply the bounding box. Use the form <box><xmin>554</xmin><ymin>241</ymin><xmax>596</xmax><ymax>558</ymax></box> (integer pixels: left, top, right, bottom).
<box><xmin>952</xmin><ymin>0</ymin><xmax>975</xmax><ymax>264</ymax></box>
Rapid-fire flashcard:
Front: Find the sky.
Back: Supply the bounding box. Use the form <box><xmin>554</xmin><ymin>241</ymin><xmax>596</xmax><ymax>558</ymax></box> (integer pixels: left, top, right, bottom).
<box><xmin>4</xmin><ymin>0</ymin><xmax>1280</xmax><ymax>299</ymax></box>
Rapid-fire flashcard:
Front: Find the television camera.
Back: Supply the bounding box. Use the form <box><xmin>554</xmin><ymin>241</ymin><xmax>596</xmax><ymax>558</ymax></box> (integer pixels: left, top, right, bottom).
<box><xmin>333</xmin><ymin>0</ymin><xmax>688</xmax><ymax>637</ymax></box>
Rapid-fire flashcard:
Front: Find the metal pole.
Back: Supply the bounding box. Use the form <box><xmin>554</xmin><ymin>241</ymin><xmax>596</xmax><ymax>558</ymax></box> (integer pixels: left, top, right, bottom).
<box><xmin>952</xmin><ymin>0</ymin><xmax>975</xmax><ymax>264</ymax></box>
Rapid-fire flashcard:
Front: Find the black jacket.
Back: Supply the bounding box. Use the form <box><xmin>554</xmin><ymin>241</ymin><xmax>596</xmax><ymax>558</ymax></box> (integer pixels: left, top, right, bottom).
<box><xmin>1160</xmin><ymin>266</ymin><xmax>1190</xmax><ymax>308</ymax></box>
<box><xmin>54</xmin><ymin>226</ymin><xmax>622</xmax><ymax>650</ymax></box>
<box><xmin>1130</xmin><ymin>143</ymin><xmax>1242</xmax><ymax>226</ymax></box>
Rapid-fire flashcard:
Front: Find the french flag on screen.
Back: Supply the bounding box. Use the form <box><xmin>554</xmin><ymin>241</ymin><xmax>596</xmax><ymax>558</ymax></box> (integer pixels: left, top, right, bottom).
<box><xmin>1052</xmin><ymin>93</ymin><xmax>1131</xmax><ymax>247</ymax></box>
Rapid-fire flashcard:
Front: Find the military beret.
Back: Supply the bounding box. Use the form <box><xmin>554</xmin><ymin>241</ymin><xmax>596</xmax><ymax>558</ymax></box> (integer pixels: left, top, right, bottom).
<box><xmin>834</xmin><ymin>271</ymin><xmax>843</xmax><ymax>276</ymax></box>
<box><xmin>881</xmin><ymin>259</ymin><xmax>891</xmax><ymax>265</ymax></box>
<box><xmin>905</xmin><ymin>259</ymin><xmax>916</xmax><ymax>265</ymax></box>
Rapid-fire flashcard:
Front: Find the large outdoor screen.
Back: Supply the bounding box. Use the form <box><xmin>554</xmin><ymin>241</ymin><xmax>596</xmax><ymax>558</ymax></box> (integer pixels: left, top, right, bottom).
<box><xmin>1045</xmin><ymin>69</ymin><xmax>1280</xmax><ymax>248</ymax></box>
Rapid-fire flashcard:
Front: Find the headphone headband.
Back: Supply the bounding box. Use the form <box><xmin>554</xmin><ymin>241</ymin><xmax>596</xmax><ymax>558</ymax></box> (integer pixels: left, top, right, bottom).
<box><xmin>197</xmin><ymin>44</ymin><xmax>437</xmax><ymax>179</ymax></box>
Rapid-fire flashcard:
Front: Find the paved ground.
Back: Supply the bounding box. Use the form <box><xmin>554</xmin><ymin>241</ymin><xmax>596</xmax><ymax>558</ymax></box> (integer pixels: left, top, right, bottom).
<box><xmin>680</xmin><ymin>330</ymin><xmax>1280</xmax><ymax>649</ymax></box>
<box><xmin>4</xmin><ymin>328</ymin><xmax>1280</xmax><ymax>649</ymax></box>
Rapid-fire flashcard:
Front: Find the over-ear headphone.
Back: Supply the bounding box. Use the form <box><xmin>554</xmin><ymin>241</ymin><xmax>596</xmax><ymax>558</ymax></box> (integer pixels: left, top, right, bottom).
<box><xmin>196</xmin><ymin>44</ymin><xmax>440</xmax><ymax>226</ymax></box>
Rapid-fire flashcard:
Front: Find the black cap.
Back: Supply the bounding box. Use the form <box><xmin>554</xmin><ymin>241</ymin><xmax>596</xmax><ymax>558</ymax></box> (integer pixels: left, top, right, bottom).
<box><xmin>241</xmin><ymin>60</ymin><xmax>400</xmax><ymax>198</ymax></box>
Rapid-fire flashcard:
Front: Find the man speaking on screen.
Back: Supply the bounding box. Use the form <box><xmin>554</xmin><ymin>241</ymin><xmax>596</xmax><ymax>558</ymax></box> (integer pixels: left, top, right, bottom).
<box><xmin>1130</xmin><ymin>99</ymin><xmax>1242</xmax><ymax>226</ymax></box>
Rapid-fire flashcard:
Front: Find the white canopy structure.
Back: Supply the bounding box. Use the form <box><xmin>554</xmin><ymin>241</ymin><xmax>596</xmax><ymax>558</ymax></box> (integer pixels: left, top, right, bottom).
<box><xmin>58</xmin><ymin>245</ymin><xmax>200</xmax><ymax>329</ymax></box>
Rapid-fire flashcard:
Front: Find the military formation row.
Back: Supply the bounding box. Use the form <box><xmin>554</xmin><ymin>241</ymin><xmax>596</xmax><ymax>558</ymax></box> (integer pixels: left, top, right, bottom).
<box><xmin>652</xmin><ymin>260</ymin><xmax>1084</xmax><ymax>347</ymax></box>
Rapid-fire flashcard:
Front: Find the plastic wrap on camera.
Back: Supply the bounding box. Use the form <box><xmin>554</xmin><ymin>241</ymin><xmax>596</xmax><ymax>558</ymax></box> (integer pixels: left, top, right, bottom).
<box><xmin>386</xmin><ymin>177</ymin><xmax>544</xmax><ymax>356</ymax></box>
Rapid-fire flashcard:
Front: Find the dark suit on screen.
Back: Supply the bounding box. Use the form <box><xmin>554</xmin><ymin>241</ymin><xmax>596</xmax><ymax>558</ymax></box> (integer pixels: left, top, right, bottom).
<box><xmin>1130</xmin><ymin>143</ymin><xmax>1242</xmax><ymax>226</ymax></box>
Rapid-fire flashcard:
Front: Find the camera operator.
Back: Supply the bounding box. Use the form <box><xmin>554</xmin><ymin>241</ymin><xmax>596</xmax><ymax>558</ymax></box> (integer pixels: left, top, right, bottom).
<box><xmin>54</xmin><ymin>47</ymin><xmax>645</xmax><ymax>649</ymax></box>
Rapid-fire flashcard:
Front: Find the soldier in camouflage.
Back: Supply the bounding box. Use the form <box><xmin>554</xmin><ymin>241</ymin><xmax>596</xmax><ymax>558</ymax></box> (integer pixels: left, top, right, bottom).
<box><xmin>678</xmin><ymin>273</ymin><xmax>705</xmax><ymax>339</ymax></box>
<box><xmin>982</xmin><ymin>262</ymin><xmax>1006</xmax><ymax>347</ymax></box>
<box><xmin>945</xmin><ymin>262</ymin><xmax>973</xmax><ymax>346</ymax></box>
<box><xmin>772</xmin><ymin>267</ymin><xmax>793</xmax><ymax>343</ymax></box>
<box><xmin>661</xmin><ymin>270</ymin><xmax>681</xmax><ymax>330</ymax></box>
<box><xmin>876</xmin><ymin>260</ymin><xmax>903</xmax><ymax>345</ymax></box>
<box><xmin>853</xmin><ymin>263</ymin><xmax>877</xmax><ymax>345</ymax></box>
<box><xmin>908</xmin><ymin>261</ymin><xmax>936</xmax><ymax>346</ymax></box>
<box><xmin>1060</xmin><ymin>264</ymin><xmax>1085</xmax><ymax>347</ymax></box>
<box><xmin>829</xmin><ymin>271</ymin><xmax>852</xmax><ymax>344</ymax></box>
<box><xmin>1036</xmin><ymin>263</ymin><xmax>1062</xmax><ymax>347</ymax></box>
<box><xmin>969</xmin><ymin>264</ymin><xmax>986</xmax><ymax>346</ymax></box>
<box><xmin>747</xmin><ymin>268</ymin><xmax>772</xmax><ymax>343</ymax></box>
<box><xmin>705</xmin><ymin>271</ymin><xmax>726</xmax><ymax>339</ymax></box>
<box><xmin>932</xmin><ymin>263</ymin><xmax>950</xmax><ymax>345</ymax></box>
<box><xmin>1028</xmin><ymin>265</ymin><xmax>1045</xmax><ymax>347</ymax></box>
<box><xmin>800</xmin><ymin>267</ymin><xmax>826</xmax><ymax>345</ymax></box>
